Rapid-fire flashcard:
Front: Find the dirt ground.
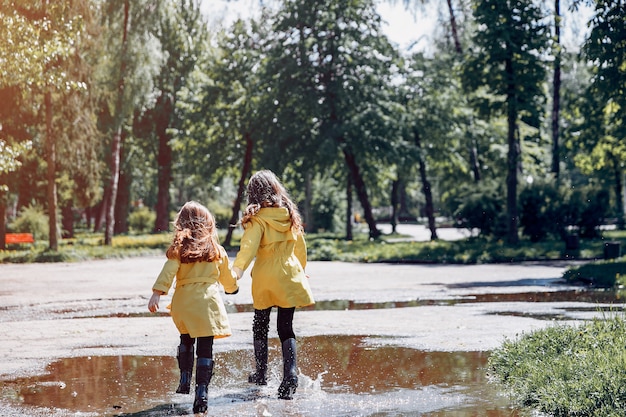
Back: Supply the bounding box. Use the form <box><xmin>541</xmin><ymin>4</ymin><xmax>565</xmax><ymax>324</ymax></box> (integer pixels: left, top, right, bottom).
<box><xmin>0</xmin><ymin>255</ymin><xmax>598</xmax><ymax>384</ymax></box>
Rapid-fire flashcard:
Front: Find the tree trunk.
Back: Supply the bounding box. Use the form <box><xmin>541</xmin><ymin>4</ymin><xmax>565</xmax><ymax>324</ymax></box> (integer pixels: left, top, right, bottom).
<box><xmin>105</xmin><ymin>129</ymin><xmax>121</xmax><ymax>245</ymax></box>
<box><xmin>551</xmin><ymin>0</ymin><xmax>561</xmax><ymax>179</ymax></box>
<box><xmin>0</xmin><ymin>196</ymin><xmax>6</xmax><ymax>250</ymax></box>
<box><xmin>154</xmin><ymin>93</ymin><xmax>173</xmax><ymax>233</ymax></box>
<box><xmin>613</xmin><ymin>156</ymin><xmax>625</xmax><ymax>230</ymax></box>
<box><xmin>45</xmin><ymin>90</ymin><xmax>59</xmax><ymax>250</ymax></box>
<box><xmin>414</xmin><ymin>129</ymin><xmax>438</xmax><ymax>240</ymax></box>
<box><xmin>304</xmin><ymin>171</ymin><xmax>314</xmax><ymax>233</ymax></box>
<box><xmin>223</xmin><ymin>132</ymin><xmax>254</xmax><ymax>247</ymax></box>
<box><xmin>346</xmin><ymin>174</ymin><xmax>353</xmax><ymax>240</ymax></box>
<box><xmin>341</xmin><ymin>144</ymin><xmax>380</xmax><ymax>239</ymax></box>
<box><xmin>391</xmin><ymin>178</ymin><xmax>399</xmax><ymax>234</ymax></box>
<box><xmin>61</xmin><ymin>202</ymin><xmax>74</xmax><ymax>238</ymax></box>
<box><xmin>105</xmin><ymin>0</ymin><xmax>130</xmax><ymax>246</ymax></box>
<box><xmin>505</xmin><ymin>58</ymin><xmax>519</xmax><ymax>245</ymax></box>
<box><xmin>115</xmin><ymin>153</ymin><xmax>131</xmax><ymax>235</ymax></box>
<box><xmin>446</xmin><ymin>0</ymin><xmax>463</xmax><ymax>54</ymax></box>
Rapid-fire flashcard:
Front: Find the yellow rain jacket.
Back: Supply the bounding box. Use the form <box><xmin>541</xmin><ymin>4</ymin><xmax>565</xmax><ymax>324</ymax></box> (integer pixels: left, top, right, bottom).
<box><xmin>152</xmin><ymin>247</ymin><xmax>238</xmax><ymax>339</ymax></box>
<box><xmin>233</xmin><ymin>207</ymin><xmax>315</xmax><ymax>310</ymax></box>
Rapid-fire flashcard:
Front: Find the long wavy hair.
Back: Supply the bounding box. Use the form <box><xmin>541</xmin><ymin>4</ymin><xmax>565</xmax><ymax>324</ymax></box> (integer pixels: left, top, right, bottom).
<box><xmin>166</xmin><ymin>201</ymin><xmax>222</xmax><ymax>263</ymax></box>
<box><xmin>241</xmin><ymin>170</ymin><xmax>303</xmax><ymax>234</ymax></box>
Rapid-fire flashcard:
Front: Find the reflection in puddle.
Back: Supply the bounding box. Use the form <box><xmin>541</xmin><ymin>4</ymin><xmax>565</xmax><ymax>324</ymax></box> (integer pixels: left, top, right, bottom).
<box><xmin>0</xmin><ymin>336</ymin><xmax>528</xmax><ymax>417</ymax></box>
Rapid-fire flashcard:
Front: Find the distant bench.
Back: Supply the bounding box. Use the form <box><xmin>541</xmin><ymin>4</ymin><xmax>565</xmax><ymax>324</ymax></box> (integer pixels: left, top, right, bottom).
<box><xmin>5</xmin><ymin>233</ymin><xmax>35</xmax><ymax>245</ymax></box>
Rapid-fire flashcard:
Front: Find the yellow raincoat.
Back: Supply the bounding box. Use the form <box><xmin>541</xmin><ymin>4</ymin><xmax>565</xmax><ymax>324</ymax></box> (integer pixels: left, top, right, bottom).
<box><xmin>152</xmin><ymin>247</ymin><xmax>238</xmax><ymax>338</ymax></box>
<box><xmin>233</xmin><ymin>207</ymin><xmax>315</xmax><ymax>310</ymax></box>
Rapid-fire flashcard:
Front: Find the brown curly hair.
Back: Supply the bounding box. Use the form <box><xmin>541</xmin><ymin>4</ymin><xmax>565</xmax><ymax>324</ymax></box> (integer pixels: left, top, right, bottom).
<box><xmin>241</xmin><ymin>170</ymin><xmax>303</xmax><ymax>233</ymax></box>
<box><xmin>166</xmin><ymin>201</ymin><xmax>222</xmax><ymax>263</ymax></box>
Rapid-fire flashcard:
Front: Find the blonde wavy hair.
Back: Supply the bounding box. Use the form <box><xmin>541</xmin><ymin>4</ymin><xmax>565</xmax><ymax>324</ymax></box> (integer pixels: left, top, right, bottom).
<box><xmin>241</xmin><ymin>170</ymin><xmax>303</xmax><ymax>234</ymax></box>
<box><xmin>166</xmin><ymin>201</ymin><xmax>222</xmax><ymax>263</ymax></box>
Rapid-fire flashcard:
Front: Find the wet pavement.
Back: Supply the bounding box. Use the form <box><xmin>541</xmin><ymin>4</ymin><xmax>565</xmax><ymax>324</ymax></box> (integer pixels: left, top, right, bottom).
<box><xmin>0</xmin><ymin>256</ymin><xmax>621</xmax><ymax>416</ymax></box>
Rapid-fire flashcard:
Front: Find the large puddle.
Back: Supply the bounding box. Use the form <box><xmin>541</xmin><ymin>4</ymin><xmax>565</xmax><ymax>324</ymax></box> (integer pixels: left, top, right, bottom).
<box><xmin>0</xmin><ymin>335</ymin><xmax>529</xmax><ymax>416</ymax></box>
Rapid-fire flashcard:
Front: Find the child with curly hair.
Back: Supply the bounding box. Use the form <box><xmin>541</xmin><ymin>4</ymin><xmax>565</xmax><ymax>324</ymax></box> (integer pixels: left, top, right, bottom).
<box><xmin>233</xmin><ymin>170</ymin><xmax>315</xmax><ymax>400</ymax></box>
<box><xmin>148</xmin><ymin>201</ymin><xmax>239</xmax><ymax>413</ymax></box>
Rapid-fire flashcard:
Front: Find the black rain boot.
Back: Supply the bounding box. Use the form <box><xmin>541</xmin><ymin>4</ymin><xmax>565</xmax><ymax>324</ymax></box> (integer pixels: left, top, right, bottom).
<box><xmin>193</xmin><ymin>358</ymin><xmax>214</xmax><ymax>413</ymax></box>
<box><xmin>277</xmin><ymin>338</ymin><xmax>298</xmax><ymax>400</ymax></box>
<box><xmin>175</xmin><ymin>344</ymin><xmax>194</xmax><ymax>394</ymax></box>
<box><xmin>248</xmin><ymin>339</ymin><xmax>268</xmax><ymax>385</ymax></box>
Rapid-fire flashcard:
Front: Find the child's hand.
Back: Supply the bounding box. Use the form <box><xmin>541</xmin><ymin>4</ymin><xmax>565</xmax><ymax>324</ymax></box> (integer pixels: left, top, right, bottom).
<box><xmin>148</xmin><ymin>291</ymin><xmax>161</xmax><ymax>312</ymax></box>
<box><xmin>233</xmin><ymin>266</ymin><xmax>244</xmax><ymax>280</ymax></box>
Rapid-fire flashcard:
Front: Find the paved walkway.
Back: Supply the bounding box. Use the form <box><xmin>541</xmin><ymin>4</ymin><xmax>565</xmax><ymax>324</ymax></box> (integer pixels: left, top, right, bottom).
<box><xmin>0</xmin><ymin>256</ymin><xmax>602</xmax><ymax>383</ymax></box>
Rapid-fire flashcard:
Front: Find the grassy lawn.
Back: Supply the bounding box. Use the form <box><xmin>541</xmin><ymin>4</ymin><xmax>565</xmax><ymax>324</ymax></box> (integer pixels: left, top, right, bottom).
<box><xmin>1</xmin><ymin>227</ymin><xmax>625</xmax><ymax>264</ymax></box>
<box><xmin>488</xmin><ymin>314</ymin><xmax>626</xmax><ymax>417</ymax></box>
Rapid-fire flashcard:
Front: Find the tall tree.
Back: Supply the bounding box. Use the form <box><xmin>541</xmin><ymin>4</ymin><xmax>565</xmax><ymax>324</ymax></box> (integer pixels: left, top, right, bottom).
<box><xmin>551</xmin><ymin>0</ymin><xmax>562</xmax><ymax>179</ymax></box>
<box><xmin>150</xmin><ymin>0</ymin><xmax>208</xmax><ymax>232</ymax></box>
<box><xmin>579</xmin><ymin>0</ymin><xmax>626</xmax><ymax>229</ymax></box>
<box><xmin>463</xmin><ymin>0</ymin><xmax>550</xmax><ymax>244</ymax></box>
<box><xmin>266</xmin><ymin>0</ymin><xmax>403</xmax><ymax>239</ymax></box>
<box><xmin>99</xmin><ymin>0</ymin><xmax>162</xmax><ymax>244</ymax></box>
<box><xmin>1</xmin><ymin>0</ymin><xmax>100</xmax><ymax>250</ymax></box>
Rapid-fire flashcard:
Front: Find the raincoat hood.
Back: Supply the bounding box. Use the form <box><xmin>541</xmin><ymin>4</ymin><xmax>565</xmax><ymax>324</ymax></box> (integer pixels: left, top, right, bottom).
<box><xmin>256</xmin><ymin>207</ymin><xmax>293</xmax><ymax>233</ymax></box>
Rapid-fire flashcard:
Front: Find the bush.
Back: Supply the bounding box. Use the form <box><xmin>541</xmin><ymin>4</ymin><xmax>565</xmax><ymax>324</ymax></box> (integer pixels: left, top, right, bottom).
<box><xmin>454</xmin><ymin>182</ymin><xmax>506</xmax><ymax>237</ymax></box>
<box><xmin>128</xmin><ymin>207</ymin><xmax>156</xmax><ymax>234</ymax></box>
<box><xmin>206</xmin><ymin>203</ymin><xmax>233</xmax><ymax>230</ymax></box>
<box><xmin>563</xmin><ymin>259</ymin><xmax>626</xmax><ymax>287</ymax></box>
<box><xmin>8</xmin><ymin>204</ymin><xmax>49</xmax><ymax>241</ymax></box>
<box><xmin>519</xmin><ymin>181</ymin><xmax>564</xmax><ymax>242</ymax></box>
<box><xmin>579</xmin><ymin>189</ymin><xmax>610</xmax><ymax>238</ymax></box>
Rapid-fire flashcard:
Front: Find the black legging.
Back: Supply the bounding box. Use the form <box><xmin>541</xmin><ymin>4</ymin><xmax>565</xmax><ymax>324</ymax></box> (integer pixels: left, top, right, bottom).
<box><xmin>252</xmin><ymin>307</ymin><xmax>295</xmax><ymax>343</ymax></box>
<box><xmin>180</xmin><ymin>334</ymin><xmax>214</xmax><ymax>359</ymax></box>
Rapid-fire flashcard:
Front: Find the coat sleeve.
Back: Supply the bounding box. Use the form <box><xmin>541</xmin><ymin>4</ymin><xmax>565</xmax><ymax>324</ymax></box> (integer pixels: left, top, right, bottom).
<box><xmin>217</xmin><ymin>248</ymin><xmax>239</xmax><ymax>294</ymax></box>
<box><xmin>294</xmin><ymin>233</ymin><xmax>307</xmax><ymax>270</ymax></box>
<box><xmin>233</xmin><ymin>220</ymin><xmax>263</xmax><ymax>272</ymax></box>
<box><xmin>152</xmin><ymin>258</ymin><xmax>180</xmax><ymax>294</ymax></box>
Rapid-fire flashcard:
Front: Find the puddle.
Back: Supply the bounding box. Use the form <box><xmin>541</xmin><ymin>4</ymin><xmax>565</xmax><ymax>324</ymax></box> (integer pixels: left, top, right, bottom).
<box><xmin>0</xmin><ymin>335</ymin><xmax>529</xmax><ymax>416</ymax></box>
<box><xmin>227</xmin><ymin>289</ymin><xmax>625</xmax><ymax>314</ymax></box>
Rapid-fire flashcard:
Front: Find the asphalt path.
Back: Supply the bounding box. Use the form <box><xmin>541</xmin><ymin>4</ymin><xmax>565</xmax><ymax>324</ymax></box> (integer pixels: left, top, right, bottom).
<box><xmin>0</xmin><ymin>255</ymin><xmax>603</xmax><ymax>384</ymax></box>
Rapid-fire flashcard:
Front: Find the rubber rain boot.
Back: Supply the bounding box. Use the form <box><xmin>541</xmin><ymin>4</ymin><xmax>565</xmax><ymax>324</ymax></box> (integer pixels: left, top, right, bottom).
<box><xmin>248</xmin><ymin>339</ymin><xmax>268</xmax><ymax>385</ymax></box>
<box><xmin>175</xmin><ymin>344</ymin><xmax>194</xmax><ymax>394</ymax></box>
<box><xmin>277</xmin><ymin>338</ymin><xmax>298</xmax><ymax>400</ymax></box>
<box><xmin>193</xmin><ymin>358</ymin><xmax>214</xmax><ymax>413</ymax></box>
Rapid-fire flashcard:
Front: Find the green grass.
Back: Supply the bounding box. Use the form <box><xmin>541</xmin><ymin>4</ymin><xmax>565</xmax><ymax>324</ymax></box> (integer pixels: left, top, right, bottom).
<box><xmin>488</xmin><ymin>314</ymin><xmax>626</xmax><ymax>417</ymax></box>
<box><xmin>0</xmin><ymin>232</ymin><xmax>172</xmax><ymax>263</ymax></box>
<box><xmin>304</xmin><ymin>229</ymin><xmax>625</xmax><ymax>264</ymax></box>
<box><xmin>1</xmin><ymin>228</ymin><xmax>625</xmax><ymax>264</ymax></box>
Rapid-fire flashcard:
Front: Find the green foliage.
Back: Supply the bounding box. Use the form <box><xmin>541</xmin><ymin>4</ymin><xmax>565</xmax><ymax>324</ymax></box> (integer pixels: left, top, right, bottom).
<box><xmin>579</xmin><ymin>189</ymin><xmax>610</xmax><ymax>238</ymax></box>
<box><xmin>519</xmin><ymin>181</ymin><xmax>565</xmax><ymax>242</ymax></box>
<box><xmin>453</xmin><ymin>181</ymin><xmax>506</xmax><ymax>237</ymax></box>
<box><xmin>128</xmin><ymin>206</ymin><xmax>156</xmax><ymax>234</ymax></box>
<box><xmin>563</xmin><ymin>259</ymin><xmax>626</xmax><ymax>288</ymax></box>
<box><xmin>206</xmin><ymin>202</ymin><xmax>232</xmax><ymax>230</ymax></box>
<box><xmin>8</xmin><ymin>204</ymin><xmax>49</xmax><ymax>241</ymax></box>
<box><xmin>310</xmin><ymin>175</ymin><xmax>345</xmax><ymax>233</ymax></box>
<box><xmin>0</xmin><ymin>232</ymin><xmax>171</xmax><ymax>263</ymax></box>
<box><xmin>488</xmin><ymin>315</ymin><xmax>626</xmax><ymax>416</ymax></box>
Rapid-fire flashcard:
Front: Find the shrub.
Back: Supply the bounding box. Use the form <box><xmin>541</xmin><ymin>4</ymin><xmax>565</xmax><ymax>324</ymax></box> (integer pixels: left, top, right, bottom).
<box><xmin>454</xmin><ymin>182</ymin><xmax>506</xmax><ymax>237</ymax></box>
<box><xmin>128</xmin><ymin>207</ymin><xmax>156</xmax><ymax>234</ymax></box>
<box><xmin>519</xmin><ymin>181</ymin><xmax>564</xmax><ymax>242</ymax></box>
<box><xmin>563</xmin><ymin>259</ymin><xmax>626</xmax><ymax>287</ymax></box>
<box><xmin>206</xmin><ymin>203</ymin><xmax>233</xmax><ymax>230</ymax></box>
<box><xmin>8</xmin><ymin>204</ymin><xmax>49</xmax><ymax>241</ymax></box>
<box><xmin>579</xmin><ymin>189</ymin><xmax>610</xmax><ymax>238</ymax></box>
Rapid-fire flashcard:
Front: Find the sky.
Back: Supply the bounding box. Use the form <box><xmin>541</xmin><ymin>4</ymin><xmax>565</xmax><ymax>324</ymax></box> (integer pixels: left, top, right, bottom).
<box><xmin>201</xmin><ymin>0</ymin><xmax>593</xmax><ymax>54</ymax></box>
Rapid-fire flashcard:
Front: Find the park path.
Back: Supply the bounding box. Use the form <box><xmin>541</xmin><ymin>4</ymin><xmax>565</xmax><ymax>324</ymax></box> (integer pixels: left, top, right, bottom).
<box><xmin>0</xmin><ymin>255</ymin><xmax>599</xmax><ymax>382</ymax></box>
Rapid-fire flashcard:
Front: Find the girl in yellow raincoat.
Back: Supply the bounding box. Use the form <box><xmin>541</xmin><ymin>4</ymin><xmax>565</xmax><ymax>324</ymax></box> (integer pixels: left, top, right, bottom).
<box><xmin>148</xmin><ymin>201</ymin><xmax>238</xmax><ymax>413</ymax></box>
<box><xmin>233</xmin><ymin>170</ymin><xmax>315</xmax><ymax>400</ymax></box>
